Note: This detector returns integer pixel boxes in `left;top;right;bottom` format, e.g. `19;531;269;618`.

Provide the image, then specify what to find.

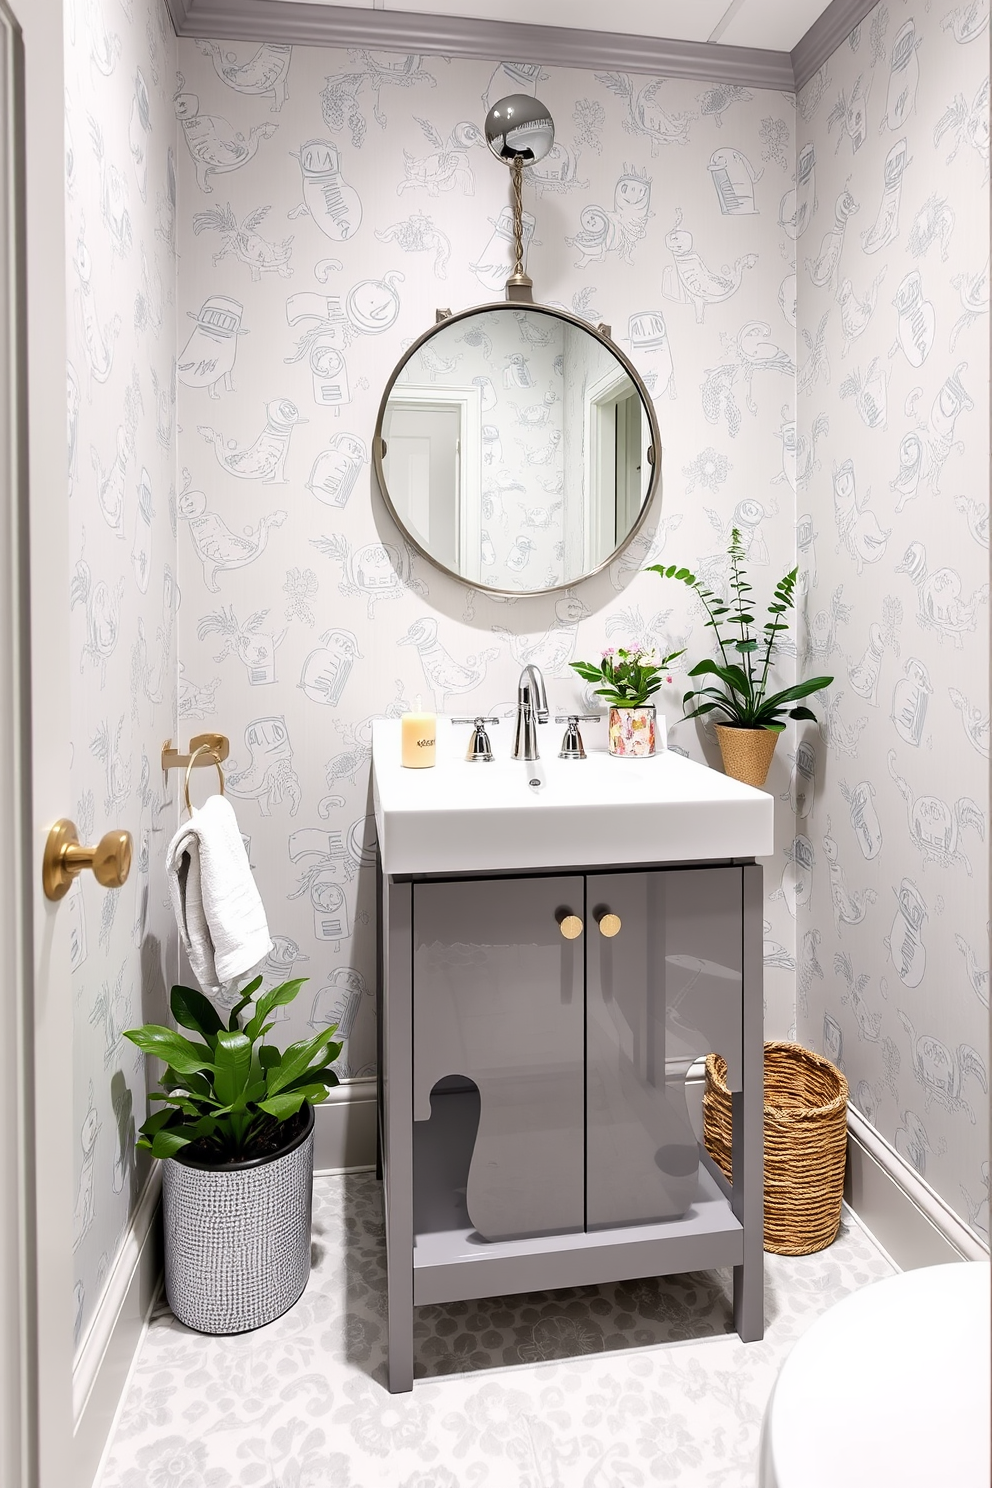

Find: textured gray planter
162;1104;315;1334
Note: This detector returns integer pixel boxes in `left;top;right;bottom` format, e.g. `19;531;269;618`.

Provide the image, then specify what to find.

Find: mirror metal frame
372;300;663;597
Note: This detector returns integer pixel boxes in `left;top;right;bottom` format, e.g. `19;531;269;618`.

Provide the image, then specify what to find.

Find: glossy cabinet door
413;874;585;1241
585;867;743;1230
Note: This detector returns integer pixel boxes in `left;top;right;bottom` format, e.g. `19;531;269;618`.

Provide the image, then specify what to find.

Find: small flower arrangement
570;645;684;708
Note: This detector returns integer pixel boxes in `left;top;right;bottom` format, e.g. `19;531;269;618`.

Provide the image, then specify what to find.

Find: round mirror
374;303;661;595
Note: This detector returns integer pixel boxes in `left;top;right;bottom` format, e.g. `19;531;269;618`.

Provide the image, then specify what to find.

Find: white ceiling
268;0;835;53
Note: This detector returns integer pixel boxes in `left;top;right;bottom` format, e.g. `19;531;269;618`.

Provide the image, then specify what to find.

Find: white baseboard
844;1104;989;1270
74;1168;163;1488
314;1076;378;1174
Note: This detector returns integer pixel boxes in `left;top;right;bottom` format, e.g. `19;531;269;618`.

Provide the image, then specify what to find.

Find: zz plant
648;528;832;732
125;977;341;1163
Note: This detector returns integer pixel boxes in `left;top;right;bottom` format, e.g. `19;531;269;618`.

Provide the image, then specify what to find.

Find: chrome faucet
512;664;549;761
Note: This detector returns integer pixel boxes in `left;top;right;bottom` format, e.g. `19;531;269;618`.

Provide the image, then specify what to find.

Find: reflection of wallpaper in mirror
388;309;649;591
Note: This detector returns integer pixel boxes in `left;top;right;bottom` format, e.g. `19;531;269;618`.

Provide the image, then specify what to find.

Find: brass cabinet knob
43;819;132;902
559;914;583;940
598;912;622;938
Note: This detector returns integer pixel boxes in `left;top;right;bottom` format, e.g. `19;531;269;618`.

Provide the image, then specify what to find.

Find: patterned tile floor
98;1173;895;1488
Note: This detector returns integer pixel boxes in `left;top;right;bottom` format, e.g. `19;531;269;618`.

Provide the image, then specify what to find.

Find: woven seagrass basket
703;1040;849;1256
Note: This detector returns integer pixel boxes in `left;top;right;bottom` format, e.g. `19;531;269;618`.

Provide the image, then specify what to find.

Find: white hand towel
166;793;272;994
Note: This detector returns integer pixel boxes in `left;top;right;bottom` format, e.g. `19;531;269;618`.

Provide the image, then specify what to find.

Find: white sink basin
373;717;774;875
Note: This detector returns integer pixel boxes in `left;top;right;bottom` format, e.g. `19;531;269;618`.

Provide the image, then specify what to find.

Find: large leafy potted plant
125;976;341;1335
648;529;832;787
570;644;684;757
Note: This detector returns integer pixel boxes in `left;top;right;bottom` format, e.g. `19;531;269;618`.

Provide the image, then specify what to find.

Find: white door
386;403;463;568
2;1;79;1484
383;385;483;579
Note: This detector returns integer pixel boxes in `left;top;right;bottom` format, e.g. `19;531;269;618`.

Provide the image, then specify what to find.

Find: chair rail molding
164;0;885;92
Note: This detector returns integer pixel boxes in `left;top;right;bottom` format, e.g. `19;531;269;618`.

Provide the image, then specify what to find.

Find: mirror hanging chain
483;95;551;302
507;156;532;296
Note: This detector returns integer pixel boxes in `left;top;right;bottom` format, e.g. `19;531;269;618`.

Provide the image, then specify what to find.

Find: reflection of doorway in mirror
382;385;482;580
584;367;650;573
615;390;645;539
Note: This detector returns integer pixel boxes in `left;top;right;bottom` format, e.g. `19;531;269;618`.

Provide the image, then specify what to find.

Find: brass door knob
559;914;583;940
43;819;132;902
598;912;622;938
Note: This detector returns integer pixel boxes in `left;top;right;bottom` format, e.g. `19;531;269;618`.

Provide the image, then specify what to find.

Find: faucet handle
555;714;601;761
452;716;499;762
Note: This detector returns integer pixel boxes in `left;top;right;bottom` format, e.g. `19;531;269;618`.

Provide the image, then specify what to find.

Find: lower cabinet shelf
412;1090;743;1308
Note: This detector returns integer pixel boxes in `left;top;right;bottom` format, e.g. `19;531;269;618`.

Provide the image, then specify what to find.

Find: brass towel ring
184;743;225;815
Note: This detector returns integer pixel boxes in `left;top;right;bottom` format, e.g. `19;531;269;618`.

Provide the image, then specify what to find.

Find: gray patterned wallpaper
68;0;988;1359
67;0;179;1348
173;43;801;1086
797;2;989;1241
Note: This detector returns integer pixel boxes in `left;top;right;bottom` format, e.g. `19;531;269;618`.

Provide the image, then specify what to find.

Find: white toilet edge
758;1262;990;1488
757;1375;780;1488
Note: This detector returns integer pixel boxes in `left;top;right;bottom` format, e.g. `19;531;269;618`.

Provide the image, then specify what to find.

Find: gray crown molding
166;0;795;90
164;0;878;99
164;0;192;26
791;0;881;91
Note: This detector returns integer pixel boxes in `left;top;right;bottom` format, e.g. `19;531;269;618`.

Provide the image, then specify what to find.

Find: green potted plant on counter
648;528;832;787
571;643;684;757
125;976;340;1335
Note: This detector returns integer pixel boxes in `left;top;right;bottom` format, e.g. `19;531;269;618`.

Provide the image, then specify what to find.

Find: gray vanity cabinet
412;874;585;1242
413;867;745;1242
378;856;765;1393
585;867;743;1230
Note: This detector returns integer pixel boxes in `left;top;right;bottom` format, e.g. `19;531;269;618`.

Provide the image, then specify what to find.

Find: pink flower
601;647;617;658
666;675;673;684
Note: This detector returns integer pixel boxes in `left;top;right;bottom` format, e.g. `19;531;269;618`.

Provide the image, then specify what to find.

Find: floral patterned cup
608;705;656;757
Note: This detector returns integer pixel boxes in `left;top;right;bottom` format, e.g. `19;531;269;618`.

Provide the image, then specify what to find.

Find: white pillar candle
401;699;436;768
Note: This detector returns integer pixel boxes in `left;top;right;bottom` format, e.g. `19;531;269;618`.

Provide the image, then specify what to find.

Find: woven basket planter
163;1103;315;1334
714;725;779;788
703;1041;849;1256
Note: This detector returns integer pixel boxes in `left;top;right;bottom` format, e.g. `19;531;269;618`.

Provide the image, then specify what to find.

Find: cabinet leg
383;875;415;1391
384;1157;414;1390
386;1293;414;1393
731;1090;764;1340
733;864;765;1342
732;1257;763;1342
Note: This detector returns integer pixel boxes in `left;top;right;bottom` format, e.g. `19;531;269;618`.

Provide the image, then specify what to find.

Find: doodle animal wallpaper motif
67;0;988;1360
67;0;179;1349
797;2;989;1240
